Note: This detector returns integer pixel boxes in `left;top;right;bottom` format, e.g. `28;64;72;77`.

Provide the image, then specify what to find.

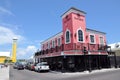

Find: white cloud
0;26;38;59
0;6;14;16
0;26;24;45
17;45;37;59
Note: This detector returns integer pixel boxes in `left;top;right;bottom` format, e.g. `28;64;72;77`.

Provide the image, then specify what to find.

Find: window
66;30;70;43
42;44;44;50
48;42;50;49
90;35;95;43
78;30;83;42
100;37;104;45
52;40;55;48
58;38;61;46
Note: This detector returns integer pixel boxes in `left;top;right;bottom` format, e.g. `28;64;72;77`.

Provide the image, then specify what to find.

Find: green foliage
4;59;12;63
17;59;26;62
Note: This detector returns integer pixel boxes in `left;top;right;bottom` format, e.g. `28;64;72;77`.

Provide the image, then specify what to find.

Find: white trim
52;40;55;48
99;52;101;55
48;42;50;49
61;52;64;55
86;28;106;35
88;51;91;54
57;37;61;46
99;35;105;45
89;34;96;44
77;28;84;43
41;44;44;50
65;29;71;44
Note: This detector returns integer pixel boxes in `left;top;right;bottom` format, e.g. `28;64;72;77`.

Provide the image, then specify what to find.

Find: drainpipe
87;44;92;72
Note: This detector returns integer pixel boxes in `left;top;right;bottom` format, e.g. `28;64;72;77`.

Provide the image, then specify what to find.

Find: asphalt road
10;66;120;80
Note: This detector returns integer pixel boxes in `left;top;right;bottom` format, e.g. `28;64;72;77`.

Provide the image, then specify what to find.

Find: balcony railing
35;43;107;56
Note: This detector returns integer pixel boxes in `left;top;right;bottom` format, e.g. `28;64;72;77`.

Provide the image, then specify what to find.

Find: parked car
13;62;24;70
34;62;49;72
24;62;30;69
13;62;19;69
30;63;35;71
21;62;27;68
25;62;35;71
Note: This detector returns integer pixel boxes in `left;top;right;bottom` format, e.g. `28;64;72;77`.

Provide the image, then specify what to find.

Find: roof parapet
61;7;86;19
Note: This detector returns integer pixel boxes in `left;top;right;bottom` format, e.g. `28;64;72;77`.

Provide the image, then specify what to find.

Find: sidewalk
0;65;9;80
49;68;120;79
61;68;120;76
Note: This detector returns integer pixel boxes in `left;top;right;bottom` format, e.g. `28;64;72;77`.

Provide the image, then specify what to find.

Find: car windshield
18;62;23;65
37;63;48;66
21;62;26;65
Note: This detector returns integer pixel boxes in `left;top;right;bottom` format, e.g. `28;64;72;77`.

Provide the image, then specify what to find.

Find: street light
88;55;92;72
86;43;92;72
83;46;92;72
83;46;87;71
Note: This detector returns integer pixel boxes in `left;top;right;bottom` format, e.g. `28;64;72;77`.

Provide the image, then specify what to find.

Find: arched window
66;30;70;43
78;30;83;41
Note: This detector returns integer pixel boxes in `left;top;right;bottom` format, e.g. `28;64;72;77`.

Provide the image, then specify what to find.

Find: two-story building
35;7;110;72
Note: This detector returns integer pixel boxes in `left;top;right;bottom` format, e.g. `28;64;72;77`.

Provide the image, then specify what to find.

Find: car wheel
38;68;40;73
47;70;50;72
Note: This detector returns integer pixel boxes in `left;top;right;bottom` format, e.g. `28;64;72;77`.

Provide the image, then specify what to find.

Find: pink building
35;7;110;72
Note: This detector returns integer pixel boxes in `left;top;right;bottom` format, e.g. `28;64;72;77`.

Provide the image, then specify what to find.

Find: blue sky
0;0;120;59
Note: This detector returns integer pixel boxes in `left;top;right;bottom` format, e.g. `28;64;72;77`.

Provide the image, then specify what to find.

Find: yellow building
0;38;17;64
0;52;10;64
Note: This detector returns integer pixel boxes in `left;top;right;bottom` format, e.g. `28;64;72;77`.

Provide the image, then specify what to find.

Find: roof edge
41;31;63;44
61;7;86;18
86;28;106;34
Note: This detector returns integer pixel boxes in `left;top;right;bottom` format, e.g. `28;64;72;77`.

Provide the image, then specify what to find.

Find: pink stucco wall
41;8;107;55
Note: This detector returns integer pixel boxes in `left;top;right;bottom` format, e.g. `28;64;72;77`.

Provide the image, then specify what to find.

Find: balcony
35;43;107;57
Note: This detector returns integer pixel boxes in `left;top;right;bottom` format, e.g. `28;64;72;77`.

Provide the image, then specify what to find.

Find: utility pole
83;46;87;71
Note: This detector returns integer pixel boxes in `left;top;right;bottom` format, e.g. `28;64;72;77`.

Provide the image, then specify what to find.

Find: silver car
35;62;49;72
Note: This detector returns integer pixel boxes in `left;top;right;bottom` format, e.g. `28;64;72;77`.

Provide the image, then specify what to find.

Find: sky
0;0;120;59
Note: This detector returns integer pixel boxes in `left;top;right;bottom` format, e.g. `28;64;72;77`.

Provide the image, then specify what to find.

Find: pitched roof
41;31;63;44
86;28;106;34
61;7;86;18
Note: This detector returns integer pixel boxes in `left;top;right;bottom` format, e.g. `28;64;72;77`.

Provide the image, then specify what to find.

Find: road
10;66;120;80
